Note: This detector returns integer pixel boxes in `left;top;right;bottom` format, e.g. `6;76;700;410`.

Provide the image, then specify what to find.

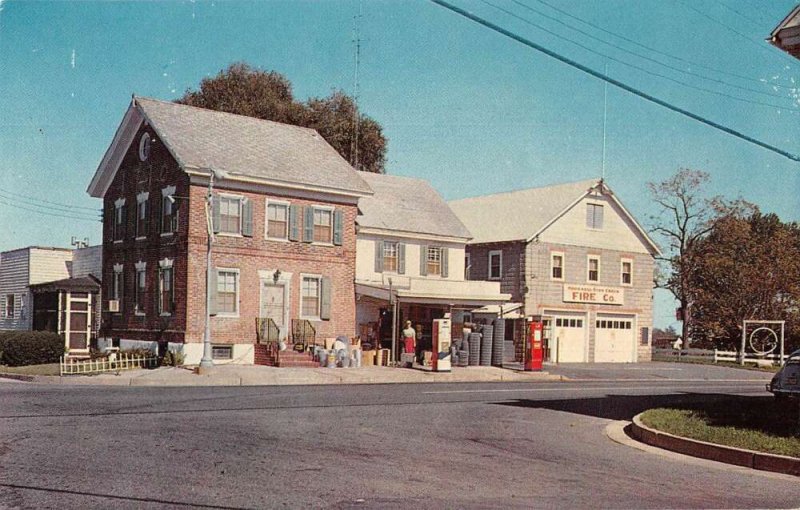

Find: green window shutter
241;198;253;237
333;209;343;246
212;195;221;234
374;240;384;273
289;205;300;241
303;207;314;243
398;243;406;275
320;277;332;320
208;268;218;316
419;245;428;276
441;247;449;278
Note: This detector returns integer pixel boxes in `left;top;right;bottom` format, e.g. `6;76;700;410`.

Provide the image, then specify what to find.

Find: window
588;256;600;282
135;264;147;315
301;276;321;318
641;327;650;346
212;345;233;360
158;260;174;315
551;252;564;280
312;208;333;243
113;198;125;242
266;202;289;240
216;270;239;315
383;242;399;272
555;317;583;328
427;247;442;276
4;294;14;318
112;265;123;312
219;196;242;234
136;192;149;238
161;186;177;235
465;253;471;279
488;250;502;280
586;203;604;229
621;259;632;286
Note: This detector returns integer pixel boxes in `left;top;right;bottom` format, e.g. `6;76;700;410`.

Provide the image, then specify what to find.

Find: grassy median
0;363;60;376
640;399;800;458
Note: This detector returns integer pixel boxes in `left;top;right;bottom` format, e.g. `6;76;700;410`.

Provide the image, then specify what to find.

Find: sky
0;0;798;330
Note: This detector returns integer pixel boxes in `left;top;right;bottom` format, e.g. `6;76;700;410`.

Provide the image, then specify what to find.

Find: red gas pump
525;320;544;371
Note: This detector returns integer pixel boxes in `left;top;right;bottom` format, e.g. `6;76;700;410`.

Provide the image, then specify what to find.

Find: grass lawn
640;398;800;458
0;363;60;376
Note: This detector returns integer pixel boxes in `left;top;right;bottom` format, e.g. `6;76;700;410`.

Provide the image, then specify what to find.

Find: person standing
402;320;416;367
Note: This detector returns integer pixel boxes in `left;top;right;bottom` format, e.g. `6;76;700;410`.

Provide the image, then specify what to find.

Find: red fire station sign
562;284;624;306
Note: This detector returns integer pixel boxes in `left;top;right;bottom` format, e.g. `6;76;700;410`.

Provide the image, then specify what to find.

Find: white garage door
552;315;586;363
595;317;634;363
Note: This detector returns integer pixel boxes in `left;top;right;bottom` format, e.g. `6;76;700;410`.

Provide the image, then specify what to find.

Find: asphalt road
0;365;797;509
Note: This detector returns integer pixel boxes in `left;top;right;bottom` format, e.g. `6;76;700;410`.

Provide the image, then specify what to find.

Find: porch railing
255;317;281;344
291;319;316;352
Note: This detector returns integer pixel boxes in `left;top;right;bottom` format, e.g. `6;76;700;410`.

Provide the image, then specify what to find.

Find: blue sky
0;0;798;329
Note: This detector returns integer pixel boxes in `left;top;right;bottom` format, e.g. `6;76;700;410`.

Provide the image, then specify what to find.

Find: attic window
139;133;151;162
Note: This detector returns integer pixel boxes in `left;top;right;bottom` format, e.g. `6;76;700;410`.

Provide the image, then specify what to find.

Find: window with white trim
212;345;233;360
301;276;321;318
383;242;399;273
112;265;123;312
136;192;149;238
135;263;147;315
158;259;174;315
219;196;242;234
621;258;633;286
488;250;502;280
161;186;177;234
586;203;604;229
4;294;15;319
427;247;442;276
216;270;239;315
113;198;125;241
266;202;289;240
312;208;333;243
551;252;564;280
587;256;600;283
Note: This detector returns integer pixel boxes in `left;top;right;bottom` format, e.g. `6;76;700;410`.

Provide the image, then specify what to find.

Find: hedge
0;331;65;367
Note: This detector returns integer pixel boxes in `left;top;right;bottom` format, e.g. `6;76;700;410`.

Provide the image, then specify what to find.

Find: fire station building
449;179;660;363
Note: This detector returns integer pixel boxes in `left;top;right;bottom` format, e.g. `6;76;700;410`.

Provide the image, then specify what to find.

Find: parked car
767;349;800;400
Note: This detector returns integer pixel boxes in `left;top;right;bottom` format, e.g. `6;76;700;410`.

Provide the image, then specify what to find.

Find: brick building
449;179;660;363
87;97;372;364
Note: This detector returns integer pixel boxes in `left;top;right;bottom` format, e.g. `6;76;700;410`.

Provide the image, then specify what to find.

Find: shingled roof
448;179;601;244
88;96;372;198
356;173;472;240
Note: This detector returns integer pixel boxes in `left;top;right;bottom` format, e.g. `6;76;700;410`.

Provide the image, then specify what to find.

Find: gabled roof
87;96;373;198
769;4;800;57
448;178;660;255
448;179;599;244
356;173;472;240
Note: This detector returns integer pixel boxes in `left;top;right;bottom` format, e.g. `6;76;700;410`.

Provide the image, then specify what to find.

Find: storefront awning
356;280;511;308
29;275;101;294
471;302;524;318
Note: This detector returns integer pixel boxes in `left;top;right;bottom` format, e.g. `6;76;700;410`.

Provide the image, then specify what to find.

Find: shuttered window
383;242;398;272
301;276;320;318
266;202;289;240
586;203;604;229
312;208;333;243
219;197;242;234
427;247;442;276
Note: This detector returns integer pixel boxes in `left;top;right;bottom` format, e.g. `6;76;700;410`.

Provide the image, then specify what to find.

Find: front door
260;282;286;339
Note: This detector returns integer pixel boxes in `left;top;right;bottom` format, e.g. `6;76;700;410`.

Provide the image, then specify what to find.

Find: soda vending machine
524;320;544;371
432;316;452;372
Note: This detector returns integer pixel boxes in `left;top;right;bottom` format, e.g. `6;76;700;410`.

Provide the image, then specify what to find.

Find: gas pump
432;316;452;372
524;320;544;371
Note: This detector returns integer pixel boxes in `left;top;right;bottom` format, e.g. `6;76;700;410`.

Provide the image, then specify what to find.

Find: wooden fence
652;348;788;365
60;352;158;376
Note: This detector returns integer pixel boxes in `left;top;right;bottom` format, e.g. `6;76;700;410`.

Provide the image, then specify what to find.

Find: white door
260;282;287;339
595;316;634;362
552;315;586;362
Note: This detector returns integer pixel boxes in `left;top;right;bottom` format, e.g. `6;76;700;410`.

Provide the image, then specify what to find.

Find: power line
527;0;796;91
0;197;101;223
507;0;796;102
0;186;100;212
712;0;769;28
0;190;100;221
480;0;797;112
429;0;800;163
678;0;800;71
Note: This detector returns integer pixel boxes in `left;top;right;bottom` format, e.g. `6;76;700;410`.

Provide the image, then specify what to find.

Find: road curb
630;412;800;477
0;372;36;382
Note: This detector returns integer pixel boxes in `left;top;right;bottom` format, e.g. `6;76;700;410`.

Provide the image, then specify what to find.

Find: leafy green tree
177;62;387;173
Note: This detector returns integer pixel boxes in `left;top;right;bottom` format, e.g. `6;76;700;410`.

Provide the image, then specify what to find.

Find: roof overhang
768;5;800;57
87;100;143;198
356;226;470;244
355;282;511;307
29;276;100;294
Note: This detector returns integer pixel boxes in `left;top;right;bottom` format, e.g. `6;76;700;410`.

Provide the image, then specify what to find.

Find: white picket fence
60;352;158;376
652;348;788;365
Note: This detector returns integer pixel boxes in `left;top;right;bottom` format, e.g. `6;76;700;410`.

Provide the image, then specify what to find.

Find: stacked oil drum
468;331;482;366
480;324;493;366
492;318;505;367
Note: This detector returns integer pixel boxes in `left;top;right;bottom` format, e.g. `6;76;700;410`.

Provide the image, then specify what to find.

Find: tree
688;211;800;350
177;62;387;173
647;169;754;346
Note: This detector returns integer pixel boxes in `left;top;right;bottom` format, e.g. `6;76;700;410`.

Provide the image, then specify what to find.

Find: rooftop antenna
601;62;609;184
351;0;363;171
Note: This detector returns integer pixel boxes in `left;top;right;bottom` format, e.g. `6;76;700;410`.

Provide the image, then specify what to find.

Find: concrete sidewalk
15;365;562;387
